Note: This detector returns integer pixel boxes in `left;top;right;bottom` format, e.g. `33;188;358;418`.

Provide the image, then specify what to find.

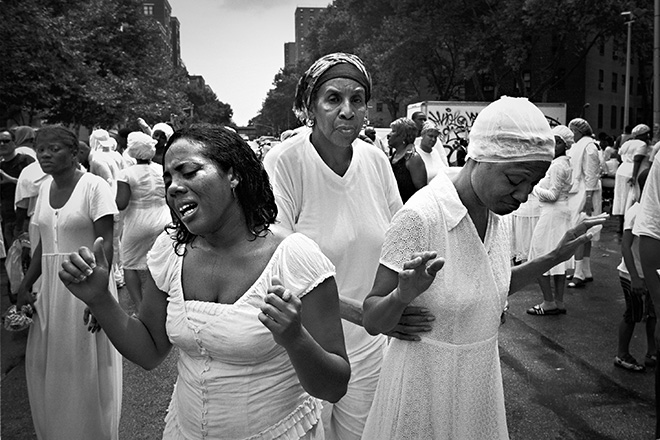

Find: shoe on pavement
614;355;646;372
645;354;657;368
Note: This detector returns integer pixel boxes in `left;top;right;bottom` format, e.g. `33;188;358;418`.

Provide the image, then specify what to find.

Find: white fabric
27;173;121;440
117;163;170;269
15;145;37;159
528;156;574;275
613;139;651;215
264;133;402;439
362;172;511;440
90;149;123;197
467;96;554;163
148;232;333;440
633;159;660;241
509;194;540;262
567;136;602;238
617;202;644;277
414;138;448;183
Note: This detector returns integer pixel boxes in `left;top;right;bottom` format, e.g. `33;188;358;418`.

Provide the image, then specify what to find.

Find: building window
598;70;604;90
610;106;617;130
143;3;154;15
599;39;605;56
376;102;383;112
612;73;618;93
523;70;531;94
598;104;603;129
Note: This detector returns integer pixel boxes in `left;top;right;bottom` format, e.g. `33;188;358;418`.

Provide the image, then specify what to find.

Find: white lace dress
361;172;512;440
148;232;335;440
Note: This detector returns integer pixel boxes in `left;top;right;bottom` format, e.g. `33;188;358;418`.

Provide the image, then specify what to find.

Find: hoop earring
305;118;315;128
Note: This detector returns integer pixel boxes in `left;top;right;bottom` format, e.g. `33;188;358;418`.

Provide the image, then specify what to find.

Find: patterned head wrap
152;123;174;140
632;123;650;137
293;52;372;123
568;118;593;137
552;125;574;147
126;132;157;160
467;96;555;163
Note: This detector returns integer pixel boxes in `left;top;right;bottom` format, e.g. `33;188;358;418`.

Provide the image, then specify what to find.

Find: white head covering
568;118;593;137
126;132;157;160
89;129;115;151
632;124;650;137
421;121;440;136
552;125;575;147
152;123;174;140
467;96;554;163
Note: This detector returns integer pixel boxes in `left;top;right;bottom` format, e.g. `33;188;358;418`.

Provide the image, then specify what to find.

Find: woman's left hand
553;214;608;261
259;276;303;347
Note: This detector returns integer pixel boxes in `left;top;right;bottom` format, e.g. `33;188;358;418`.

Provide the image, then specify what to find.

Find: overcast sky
168;0;331;126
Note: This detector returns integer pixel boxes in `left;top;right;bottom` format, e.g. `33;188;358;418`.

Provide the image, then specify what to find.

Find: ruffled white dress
148;232;335;440
117;163;170;269
362;172;511;440
27;173;122;440
528;155;574;275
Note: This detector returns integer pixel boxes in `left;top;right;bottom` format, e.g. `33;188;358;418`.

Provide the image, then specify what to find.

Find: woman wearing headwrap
566;118;603;288
361;97;605;439
264;52;408;440
115;132;170;307
387;117;427;202
612;123;652;221
151;122;174;165
14;126;37;158
526;125;575;315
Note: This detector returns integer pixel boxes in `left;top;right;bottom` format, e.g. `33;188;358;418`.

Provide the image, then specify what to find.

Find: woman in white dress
115;132;170;307
59;125;351;440
361;97;606;440
613;124;652;218
526;125;575;315
16;125;122;439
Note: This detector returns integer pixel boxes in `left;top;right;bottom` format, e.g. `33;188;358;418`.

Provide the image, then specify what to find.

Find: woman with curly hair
59;125;350;439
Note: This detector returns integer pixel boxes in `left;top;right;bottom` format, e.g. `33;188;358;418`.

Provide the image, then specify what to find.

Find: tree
251;68;301;137
0;0;194;129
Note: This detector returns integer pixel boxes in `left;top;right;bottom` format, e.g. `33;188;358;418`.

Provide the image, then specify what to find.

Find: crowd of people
1;51;659;440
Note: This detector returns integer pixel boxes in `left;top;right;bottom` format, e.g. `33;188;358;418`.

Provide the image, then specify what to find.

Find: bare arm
260;277;350;403
621;229;644;289
59;237;171;369
17;240;42;308
115;181;131;211
407;154;428;190
510;216;607;294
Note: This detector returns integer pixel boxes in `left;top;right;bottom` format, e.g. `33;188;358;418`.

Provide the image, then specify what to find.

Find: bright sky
168;0;331;126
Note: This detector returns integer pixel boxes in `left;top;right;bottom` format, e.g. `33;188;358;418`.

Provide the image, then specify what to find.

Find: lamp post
622;11;634;128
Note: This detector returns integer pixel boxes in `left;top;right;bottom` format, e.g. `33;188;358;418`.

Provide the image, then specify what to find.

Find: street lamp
622;11;635;128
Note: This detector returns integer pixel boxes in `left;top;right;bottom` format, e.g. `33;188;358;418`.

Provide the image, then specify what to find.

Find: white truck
407;100;567;166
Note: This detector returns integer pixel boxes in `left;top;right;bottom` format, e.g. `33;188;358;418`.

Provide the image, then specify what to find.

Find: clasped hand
259;276;304;348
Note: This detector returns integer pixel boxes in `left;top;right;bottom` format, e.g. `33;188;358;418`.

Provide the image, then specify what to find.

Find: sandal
645;354;657;368
568;278;586;288
614;354;646;372
526;304;566;316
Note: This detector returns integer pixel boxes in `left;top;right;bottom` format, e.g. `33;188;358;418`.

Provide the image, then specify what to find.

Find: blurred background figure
388;117;427;203
415;121;448;183
115;132;170;308
151;122;174;165
13;126;37;159
364;126;388;155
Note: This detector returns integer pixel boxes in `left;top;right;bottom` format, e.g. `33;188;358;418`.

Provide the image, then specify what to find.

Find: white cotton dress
528;155;574;275
148;232;335;440
612;139;651;215
26;173;122;440
117;163;170;269
361;172;512;440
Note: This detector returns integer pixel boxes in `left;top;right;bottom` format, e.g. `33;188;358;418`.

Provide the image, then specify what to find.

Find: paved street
1;216;657;439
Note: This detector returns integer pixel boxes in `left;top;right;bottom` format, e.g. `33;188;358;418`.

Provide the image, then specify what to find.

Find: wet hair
390;117;418;145
163;124;278;254
34;125;79;152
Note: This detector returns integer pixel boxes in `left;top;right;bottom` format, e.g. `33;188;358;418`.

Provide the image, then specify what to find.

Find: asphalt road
1;215;657;439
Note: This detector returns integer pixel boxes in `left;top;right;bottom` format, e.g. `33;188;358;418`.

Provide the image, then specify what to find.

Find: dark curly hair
163;124;278;255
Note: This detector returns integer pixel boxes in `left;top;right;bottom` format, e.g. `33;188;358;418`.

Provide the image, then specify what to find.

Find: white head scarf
89;129;115;151
126;132;157;160
467;96;554;163
151;123;174;140
552;125;575;147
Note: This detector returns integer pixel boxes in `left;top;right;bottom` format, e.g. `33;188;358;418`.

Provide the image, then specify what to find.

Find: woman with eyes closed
264;53;428;440
59;125;350;440
361;97;606;440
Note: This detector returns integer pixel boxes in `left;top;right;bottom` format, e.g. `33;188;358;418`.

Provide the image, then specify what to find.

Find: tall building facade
283;7;324;69
142;0;182;68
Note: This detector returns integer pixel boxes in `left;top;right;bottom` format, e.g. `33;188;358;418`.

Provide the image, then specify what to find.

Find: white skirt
528;200;575;276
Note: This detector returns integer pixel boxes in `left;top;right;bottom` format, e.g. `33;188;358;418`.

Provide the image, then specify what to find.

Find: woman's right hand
393;251;445;305
16;286;36;309
59;237;111;306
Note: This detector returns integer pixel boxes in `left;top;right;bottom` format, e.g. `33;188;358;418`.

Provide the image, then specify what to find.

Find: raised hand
394;251;445;305
553;214;608;262
259;276;303;347
59;237;111;306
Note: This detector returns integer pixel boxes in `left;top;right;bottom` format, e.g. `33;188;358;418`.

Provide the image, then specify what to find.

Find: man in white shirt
414;121;449;183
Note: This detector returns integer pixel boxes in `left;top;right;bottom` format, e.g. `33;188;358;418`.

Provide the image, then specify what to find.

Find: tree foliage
1;0;233;129
250;68;301;136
